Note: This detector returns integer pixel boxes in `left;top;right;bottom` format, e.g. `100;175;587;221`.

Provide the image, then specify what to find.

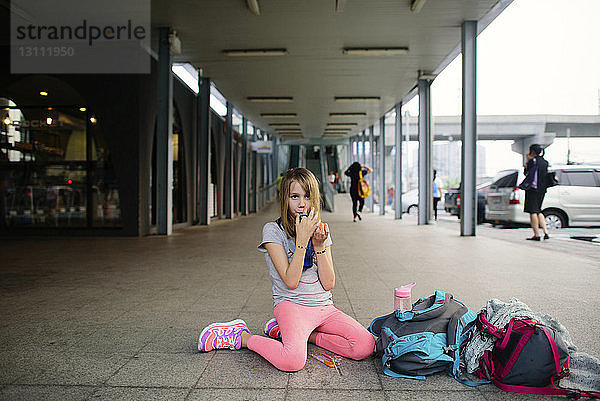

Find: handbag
546;171;559;188
518;161;538;191
358;170;370;199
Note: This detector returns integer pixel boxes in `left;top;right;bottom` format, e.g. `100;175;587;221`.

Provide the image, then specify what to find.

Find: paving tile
384;389;486;400
195;351;289;389
287;347;381;390
13;351;129;386
139;328;199;354
73;327;164;354
0;385;95;401
89;386;188;400
187;388;285;401
105;353;209;388
286;389;386;401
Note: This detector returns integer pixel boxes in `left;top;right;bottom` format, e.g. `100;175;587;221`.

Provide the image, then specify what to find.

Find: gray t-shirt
257;221;333;307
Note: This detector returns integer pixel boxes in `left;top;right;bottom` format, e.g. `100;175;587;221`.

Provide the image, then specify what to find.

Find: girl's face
288;180;311;217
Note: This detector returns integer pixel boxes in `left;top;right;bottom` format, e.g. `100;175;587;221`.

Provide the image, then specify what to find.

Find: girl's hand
295;207;319;247
312;220;329;249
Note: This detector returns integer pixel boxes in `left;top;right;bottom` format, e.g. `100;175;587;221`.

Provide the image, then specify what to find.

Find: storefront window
0;98;121;228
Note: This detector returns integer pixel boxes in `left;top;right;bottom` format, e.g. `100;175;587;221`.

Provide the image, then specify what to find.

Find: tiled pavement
1;194;599;400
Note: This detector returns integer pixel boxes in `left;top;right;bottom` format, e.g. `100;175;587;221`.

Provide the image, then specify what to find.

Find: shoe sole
198;319;247;352
263;318;280;339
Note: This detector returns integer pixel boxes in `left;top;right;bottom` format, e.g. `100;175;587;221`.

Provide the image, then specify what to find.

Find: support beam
379;116;385;215
368;126;375;212
157;27;173;235
252;126;258;213
224;102;233;218
241;117;248;215
394;103;403;219
418;79;432;225
460;20;477;236
198;77;211;225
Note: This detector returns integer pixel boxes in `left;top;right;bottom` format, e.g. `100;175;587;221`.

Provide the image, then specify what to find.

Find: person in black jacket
523;144;550;241
344;162;372;222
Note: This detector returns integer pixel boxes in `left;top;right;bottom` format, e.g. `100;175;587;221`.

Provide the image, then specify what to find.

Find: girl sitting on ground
198;167;375;372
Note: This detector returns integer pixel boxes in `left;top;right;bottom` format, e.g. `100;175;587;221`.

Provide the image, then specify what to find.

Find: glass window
492;171;518;188
1;104;88;227
563;171;597;187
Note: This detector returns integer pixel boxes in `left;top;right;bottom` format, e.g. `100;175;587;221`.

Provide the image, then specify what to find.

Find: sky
403;0;600;176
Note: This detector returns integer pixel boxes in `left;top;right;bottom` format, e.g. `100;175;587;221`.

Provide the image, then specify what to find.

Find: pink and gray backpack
476;313;600;399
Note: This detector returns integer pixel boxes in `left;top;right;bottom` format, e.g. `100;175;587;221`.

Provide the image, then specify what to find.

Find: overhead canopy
152;0;512;141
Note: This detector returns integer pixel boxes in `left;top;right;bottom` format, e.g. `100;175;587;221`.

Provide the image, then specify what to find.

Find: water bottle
299;214;314;270
394;282;416;311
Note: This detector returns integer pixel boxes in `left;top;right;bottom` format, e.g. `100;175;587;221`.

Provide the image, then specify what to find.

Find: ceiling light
329;112;366;117
224;49;287;57
327;123;357;126
343;47;408;56
278;132;303;135
324;128;351;132
275;128;301;131
79;107;86;112
39;91;48;96
248;97;293;103
261;113;297;118
410;0;426;13
322;133;347;136
269;123;299;126
334;97;380;102
246;0;260;15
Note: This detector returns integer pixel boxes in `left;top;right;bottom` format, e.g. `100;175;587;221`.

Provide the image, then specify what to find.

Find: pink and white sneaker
198;319;250;352
263;317;281;339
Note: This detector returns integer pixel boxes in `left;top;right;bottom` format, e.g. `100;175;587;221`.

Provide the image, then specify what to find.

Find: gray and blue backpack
369;290;480;385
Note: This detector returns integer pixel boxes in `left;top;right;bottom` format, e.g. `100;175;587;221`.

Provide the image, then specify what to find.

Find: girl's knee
278;352;306;372
350;332;376;360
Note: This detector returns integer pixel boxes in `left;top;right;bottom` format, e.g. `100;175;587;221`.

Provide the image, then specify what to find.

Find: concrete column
394;103;403;220
241;117;248;215
156;27;173;235
224;102;233;219
368;126;375;212
418;78;432;225
198;77;211;225
460;20;477;236
379;116;385;215
252;126;258;213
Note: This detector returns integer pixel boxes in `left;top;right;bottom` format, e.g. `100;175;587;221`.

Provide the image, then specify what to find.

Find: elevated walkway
1;194;598;400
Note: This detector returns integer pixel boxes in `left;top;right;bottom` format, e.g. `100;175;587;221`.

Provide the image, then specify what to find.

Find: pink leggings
247;301;375;372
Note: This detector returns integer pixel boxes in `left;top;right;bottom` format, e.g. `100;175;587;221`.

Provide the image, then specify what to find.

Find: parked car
444;182;492;224
485;165;600;228
400;188;445;215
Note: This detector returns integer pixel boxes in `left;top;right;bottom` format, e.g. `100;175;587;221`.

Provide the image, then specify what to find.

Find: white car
400;188;445;215
485;165;600;229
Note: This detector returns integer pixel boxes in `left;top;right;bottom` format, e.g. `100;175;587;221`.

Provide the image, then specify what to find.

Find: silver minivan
485;165;600;229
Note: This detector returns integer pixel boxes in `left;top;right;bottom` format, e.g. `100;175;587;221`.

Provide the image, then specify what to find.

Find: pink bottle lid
394;282;416;297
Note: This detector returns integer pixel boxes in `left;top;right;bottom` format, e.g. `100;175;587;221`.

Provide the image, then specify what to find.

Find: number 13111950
18;46;75;57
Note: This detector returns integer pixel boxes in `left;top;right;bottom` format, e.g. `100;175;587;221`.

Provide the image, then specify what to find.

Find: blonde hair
277;168;322;238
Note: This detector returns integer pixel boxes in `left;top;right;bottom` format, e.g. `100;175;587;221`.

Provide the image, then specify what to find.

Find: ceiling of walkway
152;0;510;142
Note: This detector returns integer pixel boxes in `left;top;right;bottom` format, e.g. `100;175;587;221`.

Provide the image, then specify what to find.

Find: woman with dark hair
344;162;372;222
523;144;550;241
